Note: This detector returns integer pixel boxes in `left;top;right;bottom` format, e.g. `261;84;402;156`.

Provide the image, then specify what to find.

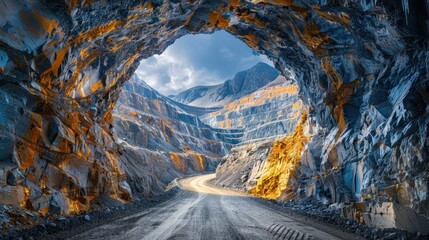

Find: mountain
171;62;279;108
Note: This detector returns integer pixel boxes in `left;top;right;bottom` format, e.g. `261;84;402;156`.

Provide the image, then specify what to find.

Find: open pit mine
0;0;428;239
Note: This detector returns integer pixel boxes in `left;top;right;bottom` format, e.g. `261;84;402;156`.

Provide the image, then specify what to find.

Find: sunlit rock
249;110;310;200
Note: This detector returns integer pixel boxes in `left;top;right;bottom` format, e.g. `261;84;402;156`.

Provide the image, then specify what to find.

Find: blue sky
135;30;273;95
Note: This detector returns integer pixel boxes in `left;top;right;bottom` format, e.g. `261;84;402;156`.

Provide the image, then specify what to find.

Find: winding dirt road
67;174;362;240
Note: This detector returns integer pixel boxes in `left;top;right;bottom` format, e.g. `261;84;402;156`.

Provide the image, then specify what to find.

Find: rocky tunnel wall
0;0;428;227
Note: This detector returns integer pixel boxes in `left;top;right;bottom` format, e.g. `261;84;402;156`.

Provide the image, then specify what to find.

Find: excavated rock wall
0;0;428;232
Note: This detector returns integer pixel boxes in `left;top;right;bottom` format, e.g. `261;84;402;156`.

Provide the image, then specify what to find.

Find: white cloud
136;52;221;95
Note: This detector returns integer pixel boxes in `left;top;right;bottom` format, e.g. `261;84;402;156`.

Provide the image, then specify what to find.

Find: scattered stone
0;214;10;223
384;232;397;239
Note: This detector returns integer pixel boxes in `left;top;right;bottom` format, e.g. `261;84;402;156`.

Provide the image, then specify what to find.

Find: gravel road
63;174;362;240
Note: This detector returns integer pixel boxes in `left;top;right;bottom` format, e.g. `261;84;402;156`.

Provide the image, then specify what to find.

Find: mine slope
61;174;363;240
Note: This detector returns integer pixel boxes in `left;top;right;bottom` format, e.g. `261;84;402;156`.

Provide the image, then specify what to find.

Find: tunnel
0;0;428;233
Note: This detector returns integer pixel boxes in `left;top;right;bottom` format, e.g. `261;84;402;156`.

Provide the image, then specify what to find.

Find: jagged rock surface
0;0;428;234
215;140;273;192
171;62;279;107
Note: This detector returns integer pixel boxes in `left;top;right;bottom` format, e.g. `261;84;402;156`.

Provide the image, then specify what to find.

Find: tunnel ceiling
0;0;428;223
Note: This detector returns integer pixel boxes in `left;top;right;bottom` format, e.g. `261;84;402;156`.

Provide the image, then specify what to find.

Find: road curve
177;173;248;197
67;174;362;240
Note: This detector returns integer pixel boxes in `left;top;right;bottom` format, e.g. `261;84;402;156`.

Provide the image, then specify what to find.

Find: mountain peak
254;62;272;68
171;62;279;108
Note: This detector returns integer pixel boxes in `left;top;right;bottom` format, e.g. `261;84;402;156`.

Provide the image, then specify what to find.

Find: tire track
267;224;316;240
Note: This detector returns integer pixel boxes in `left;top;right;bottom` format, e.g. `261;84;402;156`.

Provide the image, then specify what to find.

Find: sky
135;30;273;95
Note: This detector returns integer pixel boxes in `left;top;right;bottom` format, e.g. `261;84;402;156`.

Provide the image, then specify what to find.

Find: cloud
135;30;273;95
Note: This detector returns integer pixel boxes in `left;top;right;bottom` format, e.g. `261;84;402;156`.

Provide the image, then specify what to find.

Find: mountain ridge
171;62;279;108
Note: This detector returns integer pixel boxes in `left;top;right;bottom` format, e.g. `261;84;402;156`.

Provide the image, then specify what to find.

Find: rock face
0;0;428;234
215;140;273;192
171;62;279;107
214;109;312;198
249;110;310;200
113;75;241;196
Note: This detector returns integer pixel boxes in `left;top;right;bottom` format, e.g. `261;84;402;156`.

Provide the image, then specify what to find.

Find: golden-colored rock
250;110;310;200
129;111;138;117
